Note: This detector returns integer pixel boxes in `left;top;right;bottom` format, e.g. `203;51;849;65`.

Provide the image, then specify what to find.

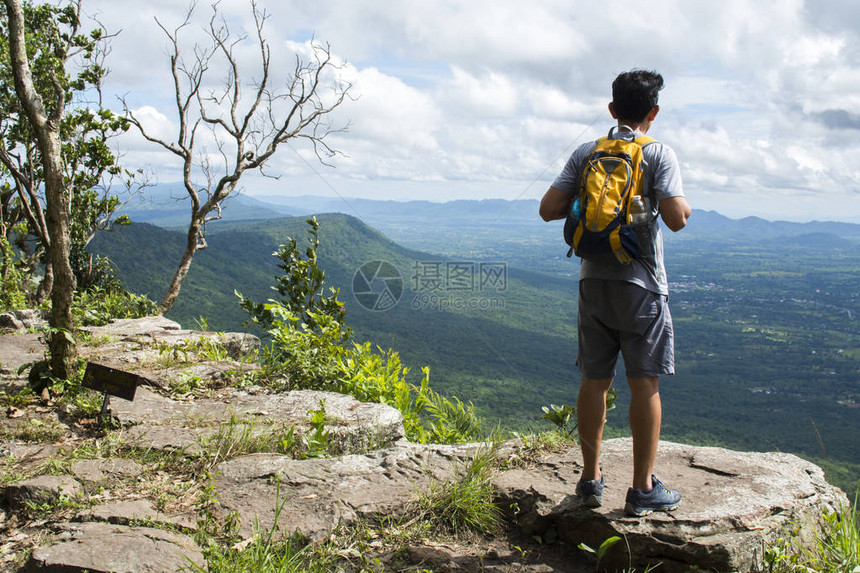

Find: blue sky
89;0;860;222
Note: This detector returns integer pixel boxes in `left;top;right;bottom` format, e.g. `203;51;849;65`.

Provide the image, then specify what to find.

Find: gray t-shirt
551;127;684;295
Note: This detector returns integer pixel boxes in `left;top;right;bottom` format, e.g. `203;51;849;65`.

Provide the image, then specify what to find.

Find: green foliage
303;401;331;459
238;217;349;342
541;389;617;440
415;442;503;535
420;388;483;445
764;501;859;573
0;235;30;311
195;407;336;471
0;0;140;305
541;404;575;438
21;493;89;520
335;342;481;444
257;304;347;390
241;217;483;445
0;387;34;409
0;417;65;442
578;536;621;571
72;286;158;326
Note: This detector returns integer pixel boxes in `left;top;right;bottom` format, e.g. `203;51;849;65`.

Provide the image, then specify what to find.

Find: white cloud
79;0;860;221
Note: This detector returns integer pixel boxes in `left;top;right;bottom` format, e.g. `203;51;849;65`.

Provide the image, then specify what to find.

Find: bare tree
124;1;351;313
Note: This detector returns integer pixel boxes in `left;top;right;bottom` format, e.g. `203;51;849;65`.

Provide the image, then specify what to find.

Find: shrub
240;219;483;445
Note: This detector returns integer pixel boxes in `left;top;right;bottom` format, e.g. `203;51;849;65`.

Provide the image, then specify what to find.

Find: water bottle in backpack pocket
564;129;656;264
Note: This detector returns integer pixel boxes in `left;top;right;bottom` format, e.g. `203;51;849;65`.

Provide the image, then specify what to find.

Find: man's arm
658;196;691;232
540;186;571;221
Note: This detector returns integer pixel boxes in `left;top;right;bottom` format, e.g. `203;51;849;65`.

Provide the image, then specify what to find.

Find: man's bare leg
577;376;614;481
628;376;661;491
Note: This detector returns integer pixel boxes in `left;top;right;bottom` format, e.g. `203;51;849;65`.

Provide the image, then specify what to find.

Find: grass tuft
415;442;503;536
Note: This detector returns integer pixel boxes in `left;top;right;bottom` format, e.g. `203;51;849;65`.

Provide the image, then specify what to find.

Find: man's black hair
612;70;664;123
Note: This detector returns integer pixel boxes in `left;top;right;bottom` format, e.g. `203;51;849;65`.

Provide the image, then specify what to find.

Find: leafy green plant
0;234;30;311
21;493;89;520
578;536;621;571
421;389;483;445
72;287;158;327
304;401;330;459
4;418;66;442
0;387;34;409
239;217;483;445
764;499;859;573
238;217;350;342
541;404;575;438
541;388;618;440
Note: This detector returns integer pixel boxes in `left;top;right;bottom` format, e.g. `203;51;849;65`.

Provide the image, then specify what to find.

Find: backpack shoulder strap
633;135;657;147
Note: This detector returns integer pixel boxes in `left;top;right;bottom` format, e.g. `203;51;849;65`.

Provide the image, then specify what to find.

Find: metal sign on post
82;363;146;426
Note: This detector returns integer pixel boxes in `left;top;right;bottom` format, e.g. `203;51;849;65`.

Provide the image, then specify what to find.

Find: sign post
81;363;146;426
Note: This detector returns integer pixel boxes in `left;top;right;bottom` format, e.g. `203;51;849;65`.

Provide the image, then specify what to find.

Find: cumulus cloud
85;0;860;220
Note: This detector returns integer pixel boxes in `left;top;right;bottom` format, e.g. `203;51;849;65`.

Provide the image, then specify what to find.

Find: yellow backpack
564;128;656;263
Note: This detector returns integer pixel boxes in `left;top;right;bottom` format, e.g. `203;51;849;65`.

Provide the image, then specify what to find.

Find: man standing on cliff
539;69;691;516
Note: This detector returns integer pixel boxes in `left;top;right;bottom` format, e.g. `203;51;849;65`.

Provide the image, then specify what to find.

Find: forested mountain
94;199;860;493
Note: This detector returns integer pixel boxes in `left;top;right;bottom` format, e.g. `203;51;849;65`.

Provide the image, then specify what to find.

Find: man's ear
608;102;618;119
648;105;660;121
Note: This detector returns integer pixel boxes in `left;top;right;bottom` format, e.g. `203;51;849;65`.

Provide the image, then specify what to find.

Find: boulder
21;522;204;573
0;309;46;331
493;438;849;573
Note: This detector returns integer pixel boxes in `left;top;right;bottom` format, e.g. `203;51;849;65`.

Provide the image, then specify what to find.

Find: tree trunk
4;0;76;378
43;132;76;378
158;218;201;314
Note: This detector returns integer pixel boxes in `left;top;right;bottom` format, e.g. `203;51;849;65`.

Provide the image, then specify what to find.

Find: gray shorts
576;279;675;379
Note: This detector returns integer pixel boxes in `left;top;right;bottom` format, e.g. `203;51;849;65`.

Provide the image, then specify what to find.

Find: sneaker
624;475;681;516
575;473;604;507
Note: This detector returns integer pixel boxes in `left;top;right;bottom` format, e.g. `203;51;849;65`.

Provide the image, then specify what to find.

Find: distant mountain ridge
119;187;860;247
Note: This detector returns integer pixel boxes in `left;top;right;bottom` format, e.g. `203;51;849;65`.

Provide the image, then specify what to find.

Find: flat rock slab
81;316;182;337
0;332;44;374
82;499;197;531
110;387;405;454
82;316;259;362
70;458;143;482
21;522;204;573
4;475;82;512
1;442;60;464
494;438;849;572
213;442;481;541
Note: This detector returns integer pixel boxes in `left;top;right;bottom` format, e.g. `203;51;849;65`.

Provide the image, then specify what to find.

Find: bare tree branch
126;1;351;313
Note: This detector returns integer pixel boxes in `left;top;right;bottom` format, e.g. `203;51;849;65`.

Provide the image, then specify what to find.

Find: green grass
414;441;503;535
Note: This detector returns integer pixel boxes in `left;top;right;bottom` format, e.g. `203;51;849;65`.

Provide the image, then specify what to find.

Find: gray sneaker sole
624;500;681;517
581;494;602;508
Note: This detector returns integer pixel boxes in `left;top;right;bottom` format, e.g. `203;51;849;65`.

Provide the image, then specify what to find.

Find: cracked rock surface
494;438;848;572
1;317;850;572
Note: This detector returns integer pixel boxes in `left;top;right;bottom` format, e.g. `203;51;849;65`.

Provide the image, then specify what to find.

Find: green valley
91;199;860;494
